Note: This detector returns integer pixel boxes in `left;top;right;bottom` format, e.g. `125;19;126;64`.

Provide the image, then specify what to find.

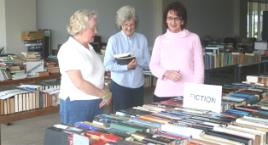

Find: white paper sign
73;133;90;145
183;83;222;113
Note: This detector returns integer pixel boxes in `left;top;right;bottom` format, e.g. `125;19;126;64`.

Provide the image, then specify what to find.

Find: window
247;1;268;39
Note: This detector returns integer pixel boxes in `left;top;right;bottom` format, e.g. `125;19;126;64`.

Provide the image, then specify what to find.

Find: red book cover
84;130;121;143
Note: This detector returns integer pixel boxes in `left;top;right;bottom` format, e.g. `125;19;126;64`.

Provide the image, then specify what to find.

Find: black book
43;127;69;145
131;131;176;145
205;130;252;145
114;53;135;65
121;108;152;116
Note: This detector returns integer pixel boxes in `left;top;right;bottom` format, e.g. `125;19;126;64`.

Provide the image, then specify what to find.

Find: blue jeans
60;98;102;125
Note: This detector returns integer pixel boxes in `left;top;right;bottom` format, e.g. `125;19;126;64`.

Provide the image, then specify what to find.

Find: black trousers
111;80;144;112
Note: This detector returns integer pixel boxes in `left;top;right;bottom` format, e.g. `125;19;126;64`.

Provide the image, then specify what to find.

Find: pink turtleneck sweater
149;29;204;97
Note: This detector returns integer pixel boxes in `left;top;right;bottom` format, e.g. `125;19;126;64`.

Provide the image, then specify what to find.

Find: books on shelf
204;51;262;69
0;88;38;114
0;78;60;115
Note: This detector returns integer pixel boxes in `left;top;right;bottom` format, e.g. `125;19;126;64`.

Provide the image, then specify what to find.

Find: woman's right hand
164;70;182;82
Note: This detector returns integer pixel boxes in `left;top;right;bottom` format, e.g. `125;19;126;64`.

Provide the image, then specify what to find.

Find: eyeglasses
167;16;181;22
122;23;135;28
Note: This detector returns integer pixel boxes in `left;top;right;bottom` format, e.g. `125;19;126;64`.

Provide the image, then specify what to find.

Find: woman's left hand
99;89;112;108
99;99;110;108
163;70;182;82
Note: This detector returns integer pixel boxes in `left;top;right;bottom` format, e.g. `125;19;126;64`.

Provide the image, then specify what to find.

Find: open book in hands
114;53;135;65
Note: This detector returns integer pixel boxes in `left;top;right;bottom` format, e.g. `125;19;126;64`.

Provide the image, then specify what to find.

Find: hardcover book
114;53;135;65
130;131;177;145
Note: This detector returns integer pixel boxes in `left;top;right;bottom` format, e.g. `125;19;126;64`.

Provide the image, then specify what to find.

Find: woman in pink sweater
149;1;204;102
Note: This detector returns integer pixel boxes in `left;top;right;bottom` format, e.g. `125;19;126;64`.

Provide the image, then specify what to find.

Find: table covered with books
44;75;268;145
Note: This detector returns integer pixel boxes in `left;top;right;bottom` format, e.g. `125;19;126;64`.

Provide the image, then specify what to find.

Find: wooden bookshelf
0;73;60;122
0;106;58;124
0;73;60;145
0;73;60;87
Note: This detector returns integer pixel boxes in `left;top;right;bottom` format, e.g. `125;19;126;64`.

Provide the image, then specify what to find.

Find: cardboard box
21;31;44;41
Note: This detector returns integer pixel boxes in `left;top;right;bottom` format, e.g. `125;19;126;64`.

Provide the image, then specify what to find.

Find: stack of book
46;61;59;74
245;75;268;87
221;82;267;111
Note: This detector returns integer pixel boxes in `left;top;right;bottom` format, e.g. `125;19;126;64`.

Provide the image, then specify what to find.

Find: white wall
233;0;241;36
162;0;240;39
1;0;242;53
0;0;6;50
5;0;36;53
151;1;164;49
37;0;163;50
184;0;240;39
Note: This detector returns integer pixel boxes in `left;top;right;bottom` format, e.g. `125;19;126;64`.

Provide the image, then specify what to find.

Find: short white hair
67;9;96;36
116;5;136;28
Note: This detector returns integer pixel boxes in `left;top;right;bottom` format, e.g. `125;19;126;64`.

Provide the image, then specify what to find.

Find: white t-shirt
57;37;105;101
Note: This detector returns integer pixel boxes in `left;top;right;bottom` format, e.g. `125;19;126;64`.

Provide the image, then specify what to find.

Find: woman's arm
193;35;205;83
149;37;166;79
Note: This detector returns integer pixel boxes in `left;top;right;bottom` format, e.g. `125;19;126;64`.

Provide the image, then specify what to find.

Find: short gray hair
116;5;136;28
67;9;96;36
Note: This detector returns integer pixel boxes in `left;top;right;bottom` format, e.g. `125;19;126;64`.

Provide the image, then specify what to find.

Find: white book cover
35;91;40;109
243;116;268;124
18;94;22;112
198;134;244;145
0;89;29;100
23;93;27;111
227;124;265;145
236;118;268;128
213;126;255;141
161;123;203;138
14;94;19;113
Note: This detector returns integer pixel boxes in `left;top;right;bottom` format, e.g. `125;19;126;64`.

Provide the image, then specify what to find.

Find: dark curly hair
163;1;187;30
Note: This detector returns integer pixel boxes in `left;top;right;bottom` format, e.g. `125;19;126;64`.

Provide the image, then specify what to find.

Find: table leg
0;124;2;145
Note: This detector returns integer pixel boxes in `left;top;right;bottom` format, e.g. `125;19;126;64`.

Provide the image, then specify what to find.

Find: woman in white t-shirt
57;9;111;125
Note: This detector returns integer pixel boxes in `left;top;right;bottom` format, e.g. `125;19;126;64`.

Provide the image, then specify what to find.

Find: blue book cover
225;109;250;116
230;92;259;104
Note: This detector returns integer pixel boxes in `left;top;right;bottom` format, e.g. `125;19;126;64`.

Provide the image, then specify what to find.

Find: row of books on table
44;75;268;145
46;101;268;145
44;79;268;145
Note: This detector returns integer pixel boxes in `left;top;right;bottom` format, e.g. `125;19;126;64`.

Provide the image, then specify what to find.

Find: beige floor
1;88;154;145
1;113;60;145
